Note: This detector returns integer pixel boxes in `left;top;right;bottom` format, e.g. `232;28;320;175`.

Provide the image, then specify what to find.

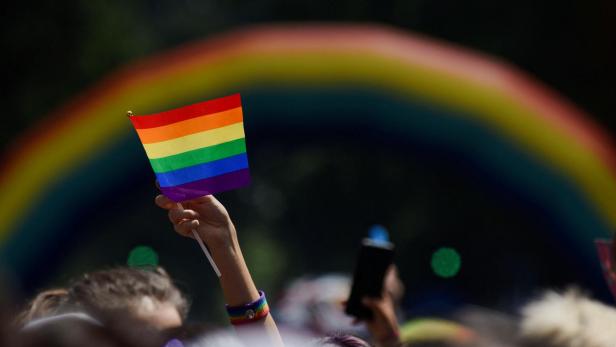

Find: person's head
14;311;164;347
519;289;616;347
317;334;372;347
66;267;189;330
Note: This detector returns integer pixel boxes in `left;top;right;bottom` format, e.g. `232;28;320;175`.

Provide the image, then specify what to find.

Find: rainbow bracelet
226;290;270;325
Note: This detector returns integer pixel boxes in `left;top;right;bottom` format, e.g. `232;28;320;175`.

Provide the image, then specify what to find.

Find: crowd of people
3;193;616;347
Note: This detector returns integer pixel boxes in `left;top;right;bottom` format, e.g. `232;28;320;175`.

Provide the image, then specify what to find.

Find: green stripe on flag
150;138;247;173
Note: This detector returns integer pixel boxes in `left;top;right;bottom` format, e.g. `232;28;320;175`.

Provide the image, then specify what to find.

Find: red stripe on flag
130;94;242;129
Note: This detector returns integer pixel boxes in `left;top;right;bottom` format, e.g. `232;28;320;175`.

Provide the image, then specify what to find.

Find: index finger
155;194;177;210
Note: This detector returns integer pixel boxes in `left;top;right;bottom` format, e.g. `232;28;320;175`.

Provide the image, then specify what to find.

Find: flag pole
127;110;221;278
177;202;222;278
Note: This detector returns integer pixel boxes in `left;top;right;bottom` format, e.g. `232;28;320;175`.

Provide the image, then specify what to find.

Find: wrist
197;223;237;250
226;290;270;325
208;236;242;264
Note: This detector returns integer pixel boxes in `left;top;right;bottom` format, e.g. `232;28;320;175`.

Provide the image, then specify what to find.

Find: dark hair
67;267;189;321
320;334;372;347
15;288;69;326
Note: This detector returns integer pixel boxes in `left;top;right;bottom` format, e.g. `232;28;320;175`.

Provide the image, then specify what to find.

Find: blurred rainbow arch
1;24;615;275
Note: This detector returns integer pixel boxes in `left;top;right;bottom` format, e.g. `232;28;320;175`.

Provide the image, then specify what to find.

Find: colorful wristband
226;290;270;325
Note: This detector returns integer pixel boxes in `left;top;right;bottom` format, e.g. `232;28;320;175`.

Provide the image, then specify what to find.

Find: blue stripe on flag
156;153;249;188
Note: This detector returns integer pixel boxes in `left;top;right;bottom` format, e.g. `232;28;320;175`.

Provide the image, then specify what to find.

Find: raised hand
154;194;237;250
360;266;402;347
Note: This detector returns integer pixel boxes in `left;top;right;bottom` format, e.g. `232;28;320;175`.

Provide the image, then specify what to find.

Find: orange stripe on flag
135;107;243;144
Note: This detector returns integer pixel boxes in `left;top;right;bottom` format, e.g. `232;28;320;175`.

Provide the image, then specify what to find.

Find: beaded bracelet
226;290;270;325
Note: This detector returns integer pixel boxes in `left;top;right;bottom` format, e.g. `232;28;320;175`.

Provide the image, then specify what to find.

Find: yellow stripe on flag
142;122;245;159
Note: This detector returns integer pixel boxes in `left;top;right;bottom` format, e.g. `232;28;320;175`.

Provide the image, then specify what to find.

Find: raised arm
155;194;283;346
356;266;403;347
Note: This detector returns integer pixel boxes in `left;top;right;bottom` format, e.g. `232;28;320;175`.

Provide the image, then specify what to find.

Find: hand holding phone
345;237;395;320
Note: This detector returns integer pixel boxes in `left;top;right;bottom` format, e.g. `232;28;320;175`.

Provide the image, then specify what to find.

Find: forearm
210;237;259;306
209;225;283;346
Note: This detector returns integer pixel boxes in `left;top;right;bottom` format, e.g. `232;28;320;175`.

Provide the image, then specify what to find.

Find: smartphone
345;238;395;320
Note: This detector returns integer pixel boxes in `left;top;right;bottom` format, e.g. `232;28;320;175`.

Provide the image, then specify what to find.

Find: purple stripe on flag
160;168;251;202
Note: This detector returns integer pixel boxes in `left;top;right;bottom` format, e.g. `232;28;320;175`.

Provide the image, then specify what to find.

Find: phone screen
345;238;394;319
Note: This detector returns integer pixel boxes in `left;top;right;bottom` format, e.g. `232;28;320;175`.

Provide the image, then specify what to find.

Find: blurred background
1;0;615;325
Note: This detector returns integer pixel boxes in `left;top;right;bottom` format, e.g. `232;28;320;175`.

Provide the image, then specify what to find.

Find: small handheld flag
128;94;250;202
128;94;250;277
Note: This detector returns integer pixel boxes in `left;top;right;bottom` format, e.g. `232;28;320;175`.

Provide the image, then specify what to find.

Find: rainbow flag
128;94;250;202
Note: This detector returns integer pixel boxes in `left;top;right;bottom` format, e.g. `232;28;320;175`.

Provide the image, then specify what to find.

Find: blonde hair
16;266;189;327
15;288;68;326
67;267;189;321
520;289;616;347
